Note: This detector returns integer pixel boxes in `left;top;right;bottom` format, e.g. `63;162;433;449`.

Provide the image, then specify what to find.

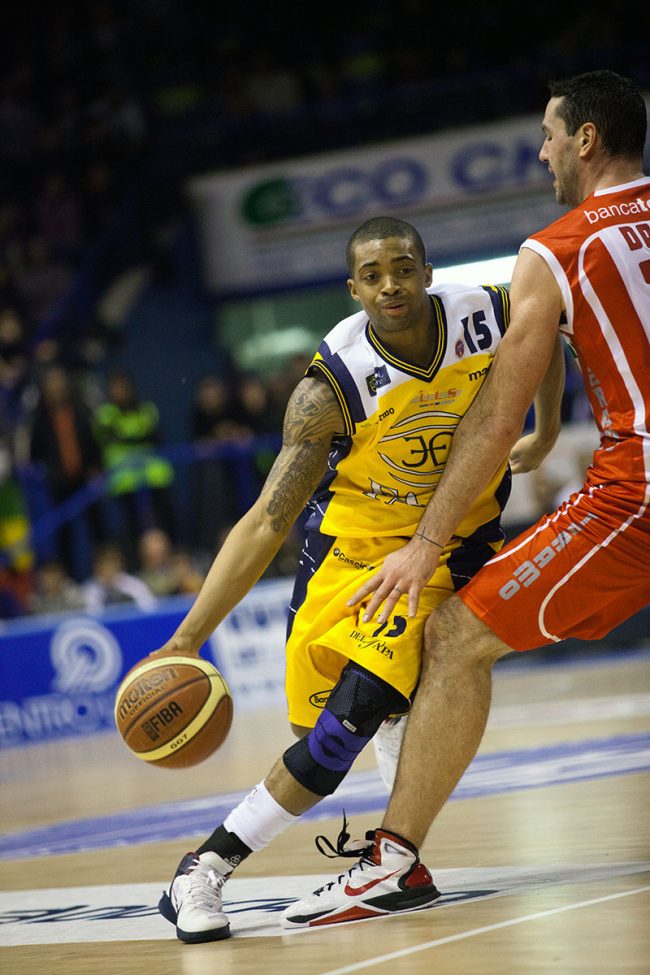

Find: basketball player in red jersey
283;70;650;927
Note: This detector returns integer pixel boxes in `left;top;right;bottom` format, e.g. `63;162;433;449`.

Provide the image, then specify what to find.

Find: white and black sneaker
281;823;440;928
158;851;232;943
373;715;408;790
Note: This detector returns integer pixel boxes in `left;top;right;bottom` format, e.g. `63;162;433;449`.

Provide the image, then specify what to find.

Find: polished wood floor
1;647;649;974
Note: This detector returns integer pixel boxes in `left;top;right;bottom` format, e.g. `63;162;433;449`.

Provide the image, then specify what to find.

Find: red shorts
460;479;650;651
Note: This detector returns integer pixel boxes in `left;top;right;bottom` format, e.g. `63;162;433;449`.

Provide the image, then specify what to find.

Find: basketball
114;655;233;769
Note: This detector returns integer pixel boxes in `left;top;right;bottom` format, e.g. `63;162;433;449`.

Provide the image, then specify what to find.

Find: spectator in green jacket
94;369;176;568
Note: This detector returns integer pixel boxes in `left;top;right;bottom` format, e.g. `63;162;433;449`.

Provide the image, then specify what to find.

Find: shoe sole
282;886;441;928
176;923;231;943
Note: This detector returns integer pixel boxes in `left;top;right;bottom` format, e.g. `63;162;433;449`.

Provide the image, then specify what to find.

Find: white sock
223;781;300;852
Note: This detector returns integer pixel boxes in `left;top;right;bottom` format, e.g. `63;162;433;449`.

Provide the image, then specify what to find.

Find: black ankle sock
197;824;253;868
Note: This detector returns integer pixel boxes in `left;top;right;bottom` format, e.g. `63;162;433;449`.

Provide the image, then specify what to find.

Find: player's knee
423;595;501;668
283;663;408;796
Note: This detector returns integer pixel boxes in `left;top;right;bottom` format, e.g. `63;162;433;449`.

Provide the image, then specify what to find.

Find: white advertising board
188;113;561;295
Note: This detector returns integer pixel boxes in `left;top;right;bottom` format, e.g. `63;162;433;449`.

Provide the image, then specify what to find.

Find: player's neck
373;307;436;369
582;159;646;200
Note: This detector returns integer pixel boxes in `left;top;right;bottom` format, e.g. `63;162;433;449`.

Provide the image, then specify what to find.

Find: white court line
317;884;650;975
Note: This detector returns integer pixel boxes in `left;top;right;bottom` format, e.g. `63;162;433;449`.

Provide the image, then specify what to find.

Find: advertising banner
188;113;560;295
0;579;293;749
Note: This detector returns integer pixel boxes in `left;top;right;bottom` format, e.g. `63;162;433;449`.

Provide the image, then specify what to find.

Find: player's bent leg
283;661;409;797
282;599;509;929
160;662;410;942
383;595;510;846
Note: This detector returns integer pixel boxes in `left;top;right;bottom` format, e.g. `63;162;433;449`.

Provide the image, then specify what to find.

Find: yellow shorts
285;532;501;727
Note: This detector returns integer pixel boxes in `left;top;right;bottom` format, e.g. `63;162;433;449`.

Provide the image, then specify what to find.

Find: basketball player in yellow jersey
155;216;565;943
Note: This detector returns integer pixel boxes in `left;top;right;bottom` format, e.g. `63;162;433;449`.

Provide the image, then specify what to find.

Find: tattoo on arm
262;378;344;533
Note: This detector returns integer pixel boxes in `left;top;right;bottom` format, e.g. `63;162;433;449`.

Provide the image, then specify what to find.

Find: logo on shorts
498;512;598;601
349;629;394;660
333;548;372;571
309;690;331;708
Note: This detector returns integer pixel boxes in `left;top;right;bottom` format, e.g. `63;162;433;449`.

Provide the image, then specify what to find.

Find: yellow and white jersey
305;282;511;543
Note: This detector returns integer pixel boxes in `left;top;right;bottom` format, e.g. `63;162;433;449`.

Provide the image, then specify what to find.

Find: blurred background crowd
0;1;647;619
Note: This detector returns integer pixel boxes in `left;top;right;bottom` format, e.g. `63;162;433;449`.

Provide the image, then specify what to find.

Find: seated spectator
233;372;281;489
82;541;156;614
136;526;178;598
189;374;245;555
28;559;86;615
170;548;206;595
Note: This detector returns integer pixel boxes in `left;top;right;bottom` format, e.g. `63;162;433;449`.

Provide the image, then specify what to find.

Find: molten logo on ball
116;666;180;722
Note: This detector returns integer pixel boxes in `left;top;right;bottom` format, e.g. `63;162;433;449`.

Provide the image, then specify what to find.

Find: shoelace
315;811;374;860
313;813;376;895
185;860;225;906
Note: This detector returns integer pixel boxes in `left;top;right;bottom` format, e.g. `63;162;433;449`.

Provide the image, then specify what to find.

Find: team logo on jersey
309;690;331;708
366;365;391;397
411;388;459;407
370;409;461;494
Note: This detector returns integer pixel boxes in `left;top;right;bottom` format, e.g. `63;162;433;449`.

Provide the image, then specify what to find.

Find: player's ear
578;123;597;156
348;279;361;303
424;263;433;287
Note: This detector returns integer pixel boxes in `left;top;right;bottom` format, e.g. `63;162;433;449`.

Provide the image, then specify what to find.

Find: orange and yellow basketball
114;656;233;769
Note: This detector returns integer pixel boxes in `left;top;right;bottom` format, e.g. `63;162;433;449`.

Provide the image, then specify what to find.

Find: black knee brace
283;662;409;796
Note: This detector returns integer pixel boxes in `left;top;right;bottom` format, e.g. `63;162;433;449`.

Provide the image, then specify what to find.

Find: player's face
347;237;433;335
539;97;582;208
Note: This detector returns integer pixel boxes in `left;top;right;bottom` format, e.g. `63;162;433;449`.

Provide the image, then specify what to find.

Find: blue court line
1;733;648;860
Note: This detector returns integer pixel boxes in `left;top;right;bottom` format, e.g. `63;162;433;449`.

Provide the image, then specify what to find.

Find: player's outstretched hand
347;537;440;624
509;432;555;474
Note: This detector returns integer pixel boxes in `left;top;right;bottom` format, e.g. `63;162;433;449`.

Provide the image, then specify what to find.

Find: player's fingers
347;573;383;607
407;583;423;619
374;586;404;625
361;580;395;622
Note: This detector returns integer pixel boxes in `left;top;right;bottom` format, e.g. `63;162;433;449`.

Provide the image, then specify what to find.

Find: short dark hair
346;217;427;275
548;70;647;159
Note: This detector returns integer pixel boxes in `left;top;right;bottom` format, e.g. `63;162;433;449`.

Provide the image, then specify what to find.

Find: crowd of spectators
0;356;297;618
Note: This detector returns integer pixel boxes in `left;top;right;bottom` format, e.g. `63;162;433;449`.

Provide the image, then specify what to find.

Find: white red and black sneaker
281;827;440;928
158;851;232;943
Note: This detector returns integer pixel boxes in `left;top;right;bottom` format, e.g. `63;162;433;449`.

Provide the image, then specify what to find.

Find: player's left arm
152;376;344;657
509;332;565;474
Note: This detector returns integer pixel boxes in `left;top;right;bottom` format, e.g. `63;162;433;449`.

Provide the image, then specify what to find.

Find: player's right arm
152;375;344;657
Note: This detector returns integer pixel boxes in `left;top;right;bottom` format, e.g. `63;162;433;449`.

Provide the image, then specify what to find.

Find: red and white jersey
522;176;650;485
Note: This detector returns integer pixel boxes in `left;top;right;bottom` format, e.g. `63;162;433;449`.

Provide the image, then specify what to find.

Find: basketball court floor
1;644;649;973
